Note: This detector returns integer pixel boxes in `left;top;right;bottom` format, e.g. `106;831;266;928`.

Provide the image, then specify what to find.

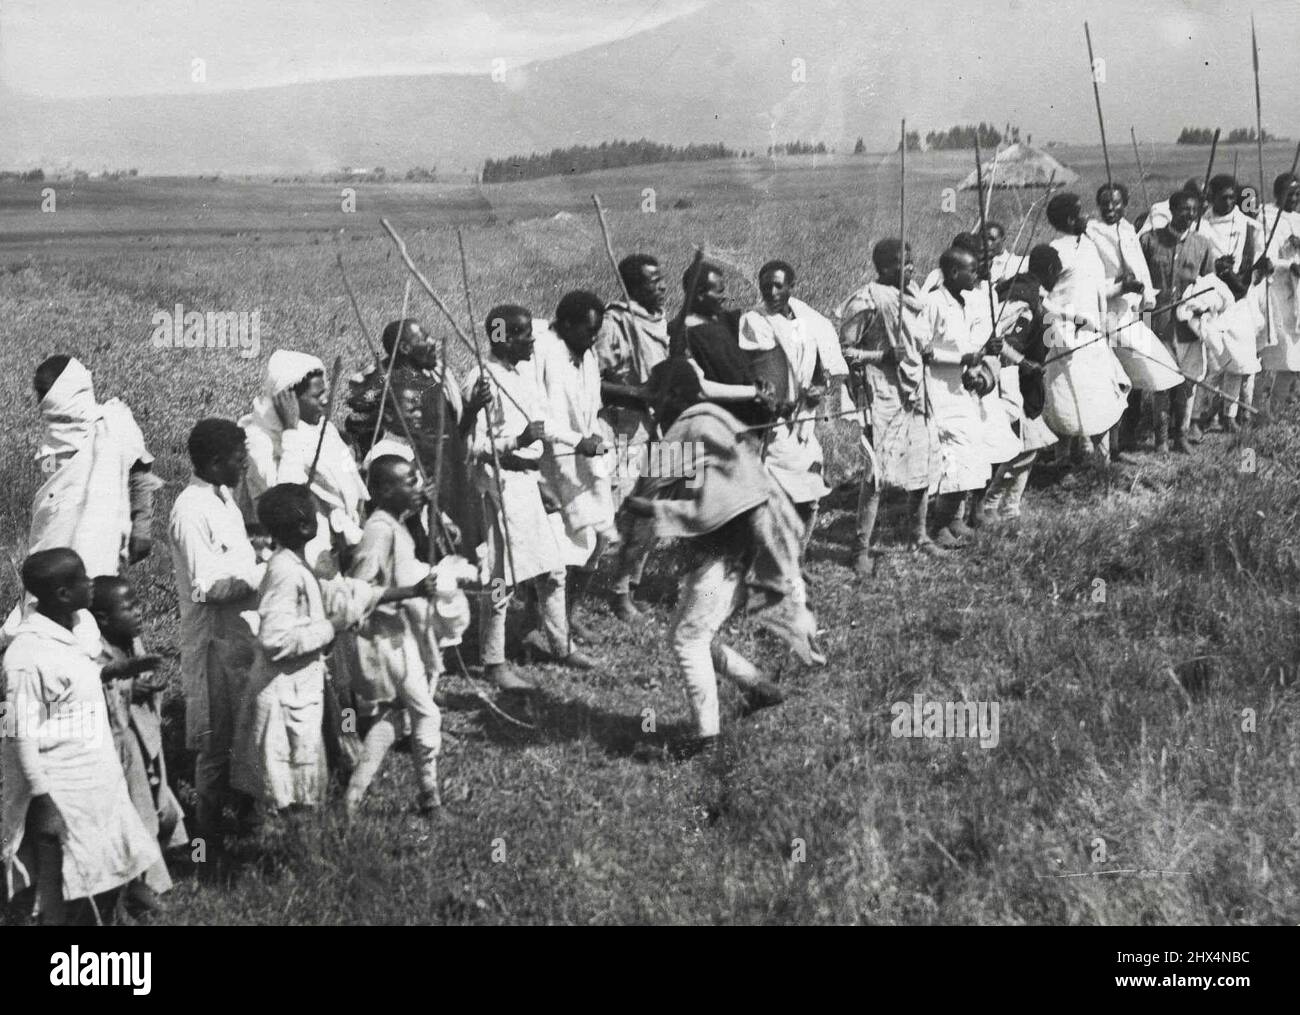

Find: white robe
923;286;993;493
3;611;161;902
462;353;566;584
534;329;616;567
27;359;155;579
239;350;368;577
738;297;848;504
1258;205;1300;370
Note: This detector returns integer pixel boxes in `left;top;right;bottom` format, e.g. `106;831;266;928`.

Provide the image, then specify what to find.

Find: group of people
4;168;1300;924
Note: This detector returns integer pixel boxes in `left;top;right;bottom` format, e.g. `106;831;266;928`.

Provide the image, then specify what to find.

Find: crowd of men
3;168;1299;924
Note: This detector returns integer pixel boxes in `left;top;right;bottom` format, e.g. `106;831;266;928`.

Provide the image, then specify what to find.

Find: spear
1130;127;1152;211
1194;128;1221;232
306;350;345;485
592;192;644;381
455;226;517;586
370;278;412;449
1251;16;1271;341
1084;22;1113;188
972;133;1000;343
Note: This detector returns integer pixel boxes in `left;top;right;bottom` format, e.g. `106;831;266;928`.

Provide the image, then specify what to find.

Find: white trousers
669;557;763;738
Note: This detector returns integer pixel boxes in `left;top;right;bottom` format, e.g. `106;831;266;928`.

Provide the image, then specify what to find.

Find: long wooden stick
455;227;517;586
379;218;529;421
307;350;345;484
972;134;1000;342
1084;22;1113;188
1194;128;1221;232
370;279;411;449
592;193;644;381
1251;16;1272;341
1130;127;1152;211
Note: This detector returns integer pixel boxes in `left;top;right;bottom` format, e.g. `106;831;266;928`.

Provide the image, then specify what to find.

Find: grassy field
1;143;1298;924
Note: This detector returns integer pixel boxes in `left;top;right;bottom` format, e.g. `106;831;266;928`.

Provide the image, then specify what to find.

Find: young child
2;549;160;925
232;484;437;813
344;456;476;816
624;360;824;756
90;575;188;916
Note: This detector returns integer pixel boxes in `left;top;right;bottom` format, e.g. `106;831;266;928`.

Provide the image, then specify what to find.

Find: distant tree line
1178;126;1284;144
767;140;829;156
482;139;739;183
0;168;140;182
924;123;1006;150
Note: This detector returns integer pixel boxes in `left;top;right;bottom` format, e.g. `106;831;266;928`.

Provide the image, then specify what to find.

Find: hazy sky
0;0;707;96
3;0;1300;164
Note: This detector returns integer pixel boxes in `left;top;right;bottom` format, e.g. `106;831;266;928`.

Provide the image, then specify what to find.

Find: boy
232;484;439;812
168;418;264;843
2;549;160;924
91;575;188;912
624;360;824;756
345;457;476;816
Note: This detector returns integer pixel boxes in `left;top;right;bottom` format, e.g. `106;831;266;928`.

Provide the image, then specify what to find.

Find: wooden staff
592;193;644;380
379;218;530;421
455;226;517;586
307;351;345;484
1251;16;1272;340
1084;22;1113;187
1130;128;1152;212
335;252;454;549
1194;128;1221;232
972;134;1000;341
370;278;411;449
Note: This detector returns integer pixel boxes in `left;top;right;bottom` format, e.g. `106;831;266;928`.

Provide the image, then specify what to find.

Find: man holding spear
463;305;596;684
595;252;670;622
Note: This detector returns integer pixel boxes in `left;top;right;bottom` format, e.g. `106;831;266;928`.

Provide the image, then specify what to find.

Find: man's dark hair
1274;173;1299;199
256;483;316;545
21;548;83;603
1026;244;1062;287
617;253;659;295
985;220;1006;237
366;454;411;496
1096;182;1129;204
380;319;421;357
33;354;71;399
758;259;796;284
940;246;976;278
1182;177;1203;194
951;232;983;255
291;369;325;397
1169;189;1199;213
1046;193;1082;232
872;238;905;273
1208;174;1237;197
646;357;704;405
187;418;245;469
484;304;531;344
681;260;722;293
555;290;606;327
91;574;131;613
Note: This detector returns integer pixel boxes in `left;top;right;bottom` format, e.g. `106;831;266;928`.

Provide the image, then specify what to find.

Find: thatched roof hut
956;142;1079;190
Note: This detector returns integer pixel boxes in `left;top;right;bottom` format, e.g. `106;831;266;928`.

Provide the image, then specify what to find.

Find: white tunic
3;611;160;902
1258;204;1300;370
534;328;616;567
923;286;993;493
168;478;263;749
462;353;566;584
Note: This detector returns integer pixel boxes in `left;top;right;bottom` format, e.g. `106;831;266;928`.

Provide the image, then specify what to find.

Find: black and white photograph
0;0;1294;969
